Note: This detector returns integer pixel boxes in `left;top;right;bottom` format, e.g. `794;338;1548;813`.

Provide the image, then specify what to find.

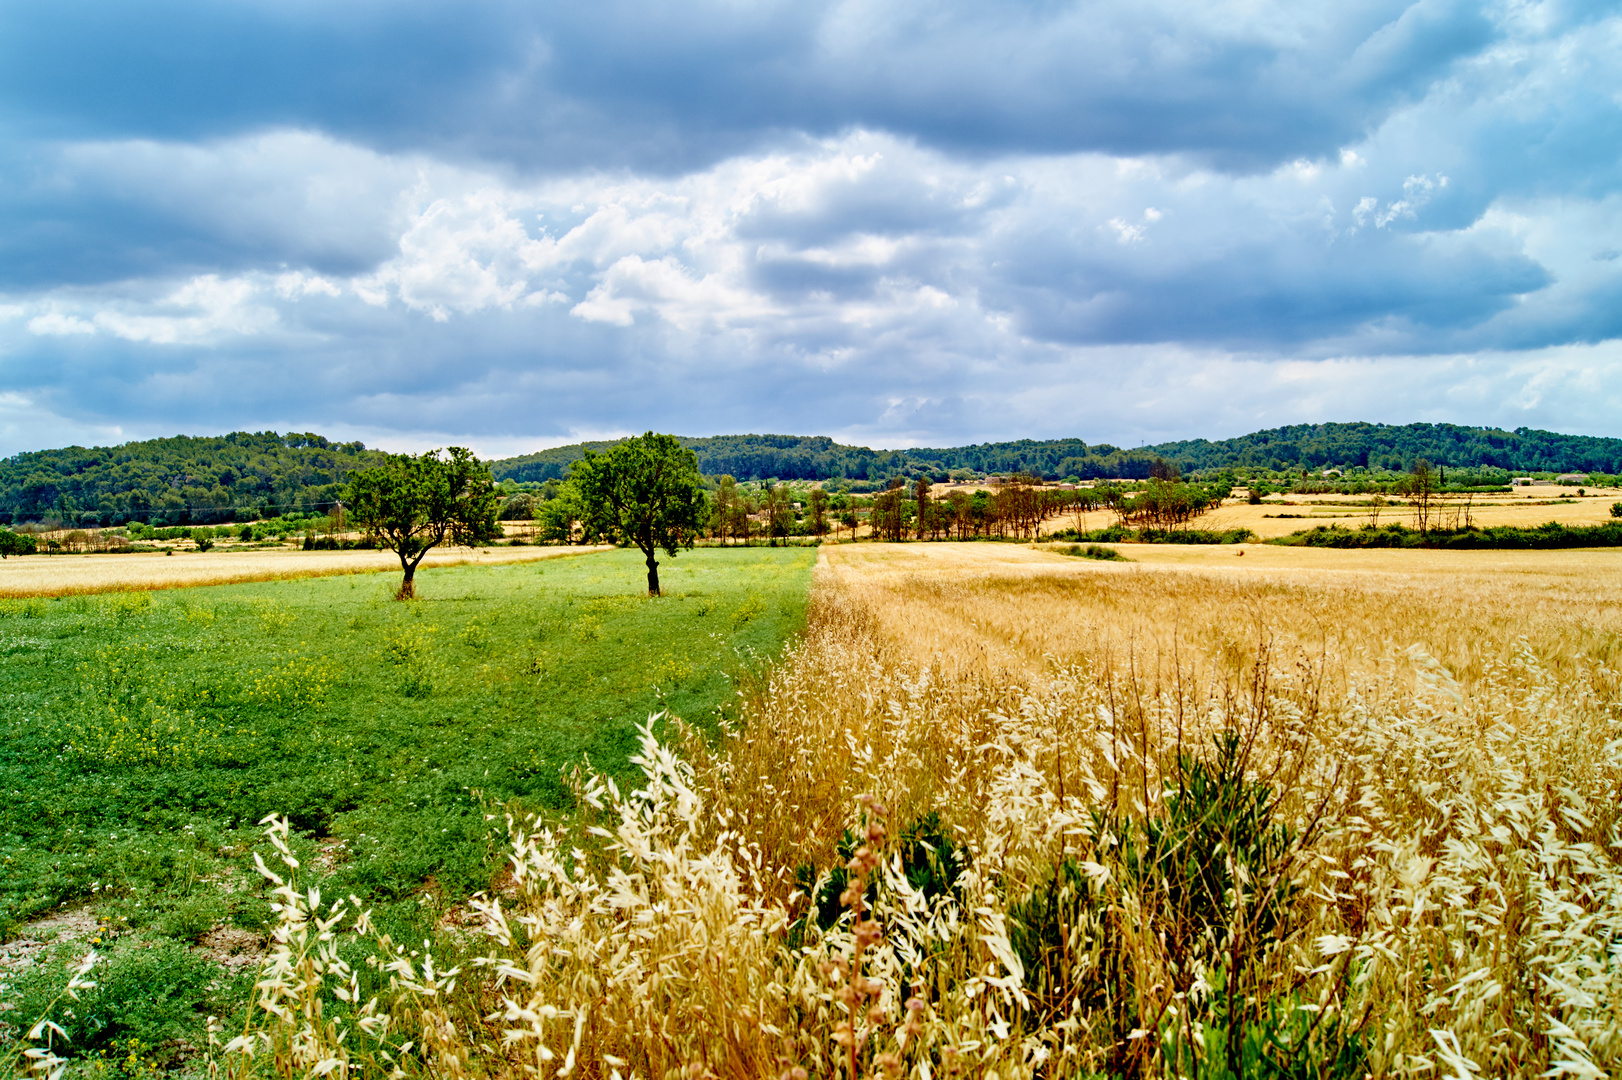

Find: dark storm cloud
0;0;1515;172
2;0;1622;453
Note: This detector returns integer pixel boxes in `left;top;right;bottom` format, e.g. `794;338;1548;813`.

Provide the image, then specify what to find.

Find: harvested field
0;543;611;597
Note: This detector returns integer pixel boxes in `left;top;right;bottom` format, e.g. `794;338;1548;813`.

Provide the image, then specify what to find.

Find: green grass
0;546;815;935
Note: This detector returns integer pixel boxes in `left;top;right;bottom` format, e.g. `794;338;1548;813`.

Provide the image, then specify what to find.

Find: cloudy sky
1;0;1620;456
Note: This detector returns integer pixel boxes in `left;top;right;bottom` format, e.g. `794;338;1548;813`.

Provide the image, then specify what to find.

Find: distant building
1512;477;1536;486
1556;473;1589;485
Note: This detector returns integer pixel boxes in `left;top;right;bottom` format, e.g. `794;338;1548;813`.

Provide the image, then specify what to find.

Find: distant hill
492;423;1622;484
492;434;904;483
0;432;386;526
493;433;1185;483
6;422;1619;526
1136;422;1622;475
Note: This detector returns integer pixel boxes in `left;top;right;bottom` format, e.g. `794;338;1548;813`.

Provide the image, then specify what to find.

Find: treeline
493;423;1622;486
0;432;387;526
493;433;1181;484
1142;422;1622;475
527;474;1230;546
493;434;920;484
1271;522;1622;550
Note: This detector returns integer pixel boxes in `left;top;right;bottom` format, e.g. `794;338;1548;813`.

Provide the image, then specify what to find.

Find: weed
733;594;765;626
101;592;153;621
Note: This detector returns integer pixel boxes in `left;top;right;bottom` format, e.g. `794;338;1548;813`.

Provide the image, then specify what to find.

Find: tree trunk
645;550;660;596
396;551;419;600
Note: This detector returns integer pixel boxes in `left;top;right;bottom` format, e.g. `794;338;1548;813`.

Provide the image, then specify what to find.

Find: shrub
1057;542;1128;561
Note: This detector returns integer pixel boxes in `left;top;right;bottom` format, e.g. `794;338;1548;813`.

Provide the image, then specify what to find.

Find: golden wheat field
1030;487;1622;539
818;540;1622;687
175;537;1622;1080
0;543;611;597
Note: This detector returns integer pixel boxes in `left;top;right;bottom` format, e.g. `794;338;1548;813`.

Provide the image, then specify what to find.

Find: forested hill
6;422;1620;526
1138;422;1622;475
492;435;909;483
493;434;1184;483
0;432;386;525
492;423;1622;484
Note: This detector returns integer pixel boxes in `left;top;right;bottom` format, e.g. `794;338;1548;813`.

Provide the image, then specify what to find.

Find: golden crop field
817;539;1622;687
0;543;611;597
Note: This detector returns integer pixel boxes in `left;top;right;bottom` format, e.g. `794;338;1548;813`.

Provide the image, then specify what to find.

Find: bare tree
1399;459;1438;533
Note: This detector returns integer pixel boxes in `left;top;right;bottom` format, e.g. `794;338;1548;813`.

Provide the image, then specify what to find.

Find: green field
0;546;815;942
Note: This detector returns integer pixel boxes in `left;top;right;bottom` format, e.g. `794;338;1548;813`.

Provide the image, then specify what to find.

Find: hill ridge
2;422;1619;525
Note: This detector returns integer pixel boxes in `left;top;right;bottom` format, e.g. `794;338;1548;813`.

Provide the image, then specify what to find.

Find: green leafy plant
6;940;217;1064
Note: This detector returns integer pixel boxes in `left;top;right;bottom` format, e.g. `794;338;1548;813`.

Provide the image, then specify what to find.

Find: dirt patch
313;837;349;874
0;906;104;975
197;927;265;972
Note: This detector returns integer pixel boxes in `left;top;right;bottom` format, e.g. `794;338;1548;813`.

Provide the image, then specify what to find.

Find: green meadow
0;546;815;942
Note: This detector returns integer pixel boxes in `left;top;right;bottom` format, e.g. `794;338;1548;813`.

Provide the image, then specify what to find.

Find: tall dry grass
192;544;1622;1078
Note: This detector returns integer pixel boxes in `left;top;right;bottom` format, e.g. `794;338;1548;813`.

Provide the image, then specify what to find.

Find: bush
1056;543;1129;561
1612;502;1621;519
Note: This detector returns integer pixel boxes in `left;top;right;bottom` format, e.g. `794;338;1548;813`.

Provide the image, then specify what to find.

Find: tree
882;477;909;540
346;447;500;600
0;530;35;558
1398;459;1438;533
570;433;708;596
808;488;830;539
710;476;738;542
762;482;795;545
537;485;586;544
913;478;931;540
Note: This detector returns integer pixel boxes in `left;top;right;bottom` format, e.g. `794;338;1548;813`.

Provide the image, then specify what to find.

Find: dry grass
0;545;611;598
28;539;1620;1079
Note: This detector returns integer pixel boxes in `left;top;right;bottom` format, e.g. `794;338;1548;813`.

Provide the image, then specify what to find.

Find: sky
2;0;1621;457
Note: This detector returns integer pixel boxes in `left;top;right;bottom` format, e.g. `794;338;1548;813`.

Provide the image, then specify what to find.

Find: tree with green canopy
0;530;34;558
570;433;707;595
345;447;500;599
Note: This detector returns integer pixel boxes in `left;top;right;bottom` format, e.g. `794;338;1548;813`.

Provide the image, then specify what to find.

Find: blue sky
2;0;1621;455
